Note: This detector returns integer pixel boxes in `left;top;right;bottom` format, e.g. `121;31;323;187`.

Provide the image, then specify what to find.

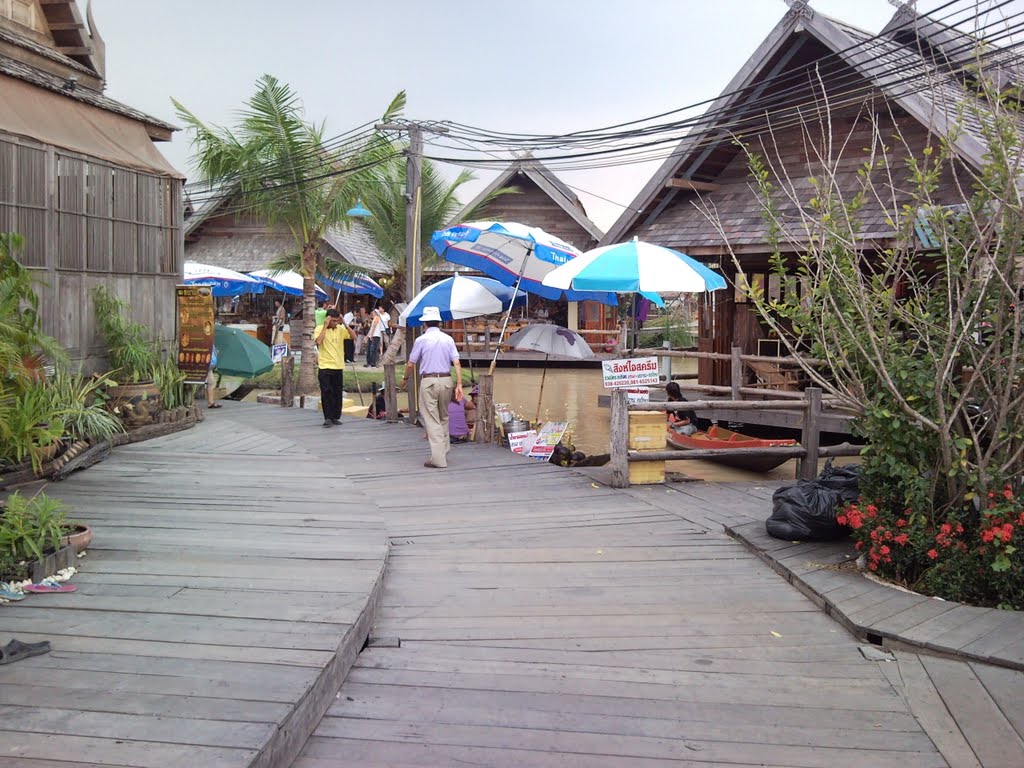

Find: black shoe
323;420;332;428
330;419;342;425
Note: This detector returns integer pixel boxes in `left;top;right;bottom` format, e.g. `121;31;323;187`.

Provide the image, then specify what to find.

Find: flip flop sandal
208;403;222;409
0;584;25;601
23;583;77;594
0;639;50;664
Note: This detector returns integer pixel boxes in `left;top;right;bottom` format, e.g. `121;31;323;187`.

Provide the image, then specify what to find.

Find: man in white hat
403;306;463;468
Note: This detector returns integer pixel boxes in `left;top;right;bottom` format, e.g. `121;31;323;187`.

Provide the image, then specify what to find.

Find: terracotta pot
108;381;163;427
31;439;61;466
61;523;93;553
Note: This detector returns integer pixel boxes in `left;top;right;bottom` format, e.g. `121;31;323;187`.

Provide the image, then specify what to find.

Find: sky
90;0;903;232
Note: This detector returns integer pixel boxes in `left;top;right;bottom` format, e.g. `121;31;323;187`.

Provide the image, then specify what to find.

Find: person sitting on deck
666;381;698;436
448;392;475;443
366;383;387;420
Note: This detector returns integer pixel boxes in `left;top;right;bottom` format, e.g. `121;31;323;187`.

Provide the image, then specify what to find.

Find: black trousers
318;368;344;421
343;338;355;363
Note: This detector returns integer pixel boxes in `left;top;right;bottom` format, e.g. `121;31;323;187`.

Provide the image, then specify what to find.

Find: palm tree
365;158;517;366
362;159;516;302
174;76;404;393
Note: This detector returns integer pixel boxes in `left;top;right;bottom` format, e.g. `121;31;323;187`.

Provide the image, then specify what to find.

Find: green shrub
0;491;67;564
92;285;160;382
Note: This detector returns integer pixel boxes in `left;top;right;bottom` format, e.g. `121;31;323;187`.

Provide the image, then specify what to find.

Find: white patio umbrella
542;237;727;299
183;261;264;297
505;324;594;423
248;269;330;301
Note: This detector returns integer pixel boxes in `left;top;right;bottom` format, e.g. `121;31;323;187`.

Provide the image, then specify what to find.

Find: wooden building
453;153;616;336
603;2;999;385
0;0;184;370
183;188;391;305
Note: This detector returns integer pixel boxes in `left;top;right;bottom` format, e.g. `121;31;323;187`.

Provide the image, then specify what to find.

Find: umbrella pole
534;354;549;426
348;357;364;406
463;319;475;383
488;246;532;376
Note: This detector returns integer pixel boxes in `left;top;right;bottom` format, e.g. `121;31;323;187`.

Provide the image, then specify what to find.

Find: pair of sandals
0;639;50;665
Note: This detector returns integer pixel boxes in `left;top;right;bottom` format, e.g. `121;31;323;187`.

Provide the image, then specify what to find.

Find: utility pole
375;121;448;425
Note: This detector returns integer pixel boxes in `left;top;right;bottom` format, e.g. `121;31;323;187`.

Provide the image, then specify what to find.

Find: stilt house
0;0;184;370
603;2;1003;385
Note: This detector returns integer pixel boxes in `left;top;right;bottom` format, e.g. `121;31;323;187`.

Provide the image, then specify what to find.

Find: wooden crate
629;459;665;485
629;412;667;451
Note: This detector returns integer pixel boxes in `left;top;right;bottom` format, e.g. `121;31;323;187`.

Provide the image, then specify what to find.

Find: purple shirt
408;327;459;375
448;398;469;437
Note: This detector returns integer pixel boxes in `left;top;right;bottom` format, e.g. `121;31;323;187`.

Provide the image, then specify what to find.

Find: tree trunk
297;244;319;394
380;326;406;367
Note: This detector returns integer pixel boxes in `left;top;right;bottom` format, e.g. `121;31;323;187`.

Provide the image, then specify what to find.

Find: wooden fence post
484;327;491;356
384;363;398;423
610;389;630;488
280;356;294;408
475;373;495;444
731;346;743;401
800;386;822;480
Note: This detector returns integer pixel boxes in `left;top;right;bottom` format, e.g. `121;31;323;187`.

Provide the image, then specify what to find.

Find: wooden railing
608;387;864;488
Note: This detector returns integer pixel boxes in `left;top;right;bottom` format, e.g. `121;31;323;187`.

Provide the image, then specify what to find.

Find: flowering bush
839;487;1024;609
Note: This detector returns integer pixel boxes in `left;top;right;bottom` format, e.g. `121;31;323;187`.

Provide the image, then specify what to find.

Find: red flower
940;523;952;535
982;528;996;543
927;549;939;560
1002;523;1014;540
895;534;909;545
850;517;863;530
1004;487;1014;500
896;518;908;528
868;561;878;571
880;545;891;555
836;515;848;526
855;541;864;550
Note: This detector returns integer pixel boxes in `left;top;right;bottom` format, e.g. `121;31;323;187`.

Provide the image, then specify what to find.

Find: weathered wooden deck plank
0;405;388;768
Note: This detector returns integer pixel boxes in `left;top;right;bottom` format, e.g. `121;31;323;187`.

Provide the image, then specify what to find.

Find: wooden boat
666;424;798;473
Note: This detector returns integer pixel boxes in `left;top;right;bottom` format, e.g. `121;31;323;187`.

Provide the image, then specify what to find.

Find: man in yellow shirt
314;309;350;428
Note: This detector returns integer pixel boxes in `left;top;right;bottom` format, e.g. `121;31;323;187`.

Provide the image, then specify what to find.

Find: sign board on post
272;344;289;364
527;421;569;461
175;285;214;383
626;387;650;404
602;357;660;389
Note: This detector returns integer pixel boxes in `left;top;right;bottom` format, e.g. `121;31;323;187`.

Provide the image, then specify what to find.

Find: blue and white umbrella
431;221;617;305
183;261;265;297
319;271;385;298
399;273;527;327
249;269;330;301
542;238;727;305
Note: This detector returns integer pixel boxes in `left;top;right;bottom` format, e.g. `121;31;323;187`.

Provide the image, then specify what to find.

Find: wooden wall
0;131;183;372
471;175;599;252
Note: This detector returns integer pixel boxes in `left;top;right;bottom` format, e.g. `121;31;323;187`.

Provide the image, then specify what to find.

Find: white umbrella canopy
399;273;527;327
505;324;594;360
542;237;727;301
505;324;594;424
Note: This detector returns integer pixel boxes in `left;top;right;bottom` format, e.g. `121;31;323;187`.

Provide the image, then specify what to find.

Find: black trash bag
766;460;861;541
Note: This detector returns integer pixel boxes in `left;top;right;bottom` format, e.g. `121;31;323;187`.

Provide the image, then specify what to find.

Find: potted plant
92;286;163;426
0;490;74;581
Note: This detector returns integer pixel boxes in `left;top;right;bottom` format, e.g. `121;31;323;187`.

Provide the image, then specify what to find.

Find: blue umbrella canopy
542;238;726;306
318;271;385;298
398;273;527;327
431;221;618;305
184;262;265;297
248;269;330;301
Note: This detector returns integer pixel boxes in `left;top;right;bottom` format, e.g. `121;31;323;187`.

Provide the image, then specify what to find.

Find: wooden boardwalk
233;407;949;767
0;410;387;768
5;403;1023;766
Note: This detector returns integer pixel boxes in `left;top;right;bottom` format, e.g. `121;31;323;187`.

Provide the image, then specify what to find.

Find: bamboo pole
534;353;549;425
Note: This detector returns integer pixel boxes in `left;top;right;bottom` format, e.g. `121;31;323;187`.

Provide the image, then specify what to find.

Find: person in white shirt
342;309;356;363
365;307;388;367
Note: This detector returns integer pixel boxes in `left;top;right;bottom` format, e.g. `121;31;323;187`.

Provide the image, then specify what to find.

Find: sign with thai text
626;387;650;404
175;285;214;383
527;421;569;461
601;357;660;389
508;430;537;455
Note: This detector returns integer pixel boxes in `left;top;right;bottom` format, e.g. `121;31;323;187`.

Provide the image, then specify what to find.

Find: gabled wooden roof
452;153;604;243
37;0;105;78
601;5;1002;245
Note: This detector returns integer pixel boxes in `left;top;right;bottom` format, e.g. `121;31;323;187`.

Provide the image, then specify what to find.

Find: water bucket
505;419;530;435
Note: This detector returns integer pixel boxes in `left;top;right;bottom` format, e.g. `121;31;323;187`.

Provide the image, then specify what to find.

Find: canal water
485;361;804;483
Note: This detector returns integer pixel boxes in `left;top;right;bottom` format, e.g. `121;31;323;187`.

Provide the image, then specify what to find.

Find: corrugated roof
0;54;176;133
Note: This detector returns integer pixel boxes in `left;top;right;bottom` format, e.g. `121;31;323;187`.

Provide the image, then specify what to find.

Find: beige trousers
420;376;455;467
